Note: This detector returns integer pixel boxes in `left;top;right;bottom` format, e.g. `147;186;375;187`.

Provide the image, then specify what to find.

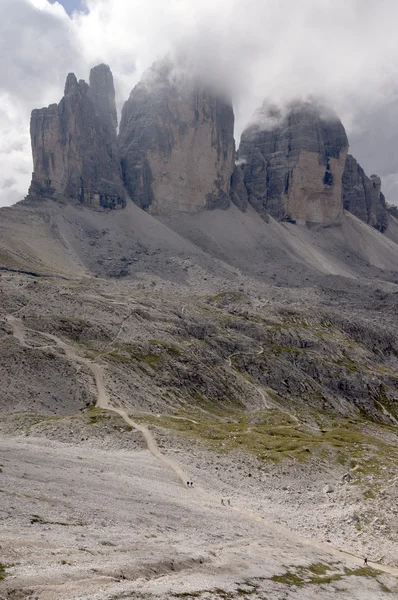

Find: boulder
118;59;235;215
28;64;125;209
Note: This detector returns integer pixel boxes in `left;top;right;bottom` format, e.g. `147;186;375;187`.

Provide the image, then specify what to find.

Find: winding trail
227;346;272;409
5;314;189;486
5;313;398;579
374;399;398;426
226;346;305;428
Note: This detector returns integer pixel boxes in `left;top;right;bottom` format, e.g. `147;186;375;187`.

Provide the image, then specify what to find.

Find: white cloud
0;0;83;206
1;0;398;206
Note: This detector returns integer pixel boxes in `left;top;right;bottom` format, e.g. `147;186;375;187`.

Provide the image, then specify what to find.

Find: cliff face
29;64;125;209
229;166;248;212
388;205;398;219
118;61;235;215
342;155;388;232
238;102;349;224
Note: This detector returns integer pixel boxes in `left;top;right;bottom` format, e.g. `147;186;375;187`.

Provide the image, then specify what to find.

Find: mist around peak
2;0;398;205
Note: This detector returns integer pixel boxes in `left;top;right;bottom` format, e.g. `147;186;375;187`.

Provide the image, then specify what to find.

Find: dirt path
375;399;398;426
226;346;309;429
227;346;273;409
5;313;190;486
5;313;398;579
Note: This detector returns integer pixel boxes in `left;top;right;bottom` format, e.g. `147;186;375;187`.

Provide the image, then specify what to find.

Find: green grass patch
375;384;398;420
307;562;332;575
85;407;114;424
271;572;305;586
270;562;389;589
344;566;383;578
0;563;8;581
138;354;161;367
266;344;303;356
149;340;182;357
204;291;245;302
334;357;358;372
136;403;398;478
107;351;130;362
364;489;376;500
309;573;343;584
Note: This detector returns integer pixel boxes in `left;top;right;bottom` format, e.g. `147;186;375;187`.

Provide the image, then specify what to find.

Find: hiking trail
5;313;398;579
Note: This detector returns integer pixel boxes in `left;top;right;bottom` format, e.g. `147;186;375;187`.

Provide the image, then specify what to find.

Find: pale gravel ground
152;427;398;567
1;271;398;599
1;433;398;600
1;200;398;598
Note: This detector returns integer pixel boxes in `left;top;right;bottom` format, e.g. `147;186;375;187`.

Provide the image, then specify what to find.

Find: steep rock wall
118;61;235;215
28;64;125;209
239;102;349;224
342;154;388;232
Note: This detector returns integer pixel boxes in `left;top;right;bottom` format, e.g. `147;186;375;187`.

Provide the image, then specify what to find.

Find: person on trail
190;481;193;487
364;557;368;566
227;499;231;506
187;481;190;487
221;498;225;505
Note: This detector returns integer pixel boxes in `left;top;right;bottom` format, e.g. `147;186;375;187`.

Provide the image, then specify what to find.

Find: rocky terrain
1;268;398;599
1;60;398;599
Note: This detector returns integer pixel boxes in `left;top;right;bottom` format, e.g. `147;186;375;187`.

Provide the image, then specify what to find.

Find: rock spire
28;64;125;209
236;101;349;224
118;59;235;215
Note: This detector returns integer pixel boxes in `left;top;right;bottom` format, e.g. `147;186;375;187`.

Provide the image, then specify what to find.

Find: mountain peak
118;59;235;215
28;65;125;209
237;100;348;224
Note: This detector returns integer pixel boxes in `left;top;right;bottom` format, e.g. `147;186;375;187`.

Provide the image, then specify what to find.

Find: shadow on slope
159;204;398;285
1;199;398;285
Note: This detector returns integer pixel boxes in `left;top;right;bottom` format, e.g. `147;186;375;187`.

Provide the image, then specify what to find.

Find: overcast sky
1;0;398;206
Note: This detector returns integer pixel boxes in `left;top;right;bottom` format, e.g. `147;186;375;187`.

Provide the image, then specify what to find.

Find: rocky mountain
28;64;125;209
342;154;388;232
237;101;349;224
118;60;235;214
388;205;398;218
229;164;248;212
235;101;392;233
3;62;398;600
27;62;393;231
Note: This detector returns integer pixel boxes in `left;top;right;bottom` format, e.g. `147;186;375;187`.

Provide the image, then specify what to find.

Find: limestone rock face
229;166;248;212
342;155;388;232
118;60;235;215
388;204;398;219
239;102;349;224
29;64;125;209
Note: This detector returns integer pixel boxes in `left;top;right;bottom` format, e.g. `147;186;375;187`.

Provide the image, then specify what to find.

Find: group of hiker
186;480;232;507
186;479;370;567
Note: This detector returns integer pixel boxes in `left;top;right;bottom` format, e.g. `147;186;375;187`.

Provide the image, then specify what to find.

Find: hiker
364;557;368;566
190;481;193;487
227;499;231;506
187;481;190;487
221;498;225;505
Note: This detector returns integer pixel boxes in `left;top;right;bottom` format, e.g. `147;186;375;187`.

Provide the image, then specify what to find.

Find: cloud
1;0;398;206
0;0;84;206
